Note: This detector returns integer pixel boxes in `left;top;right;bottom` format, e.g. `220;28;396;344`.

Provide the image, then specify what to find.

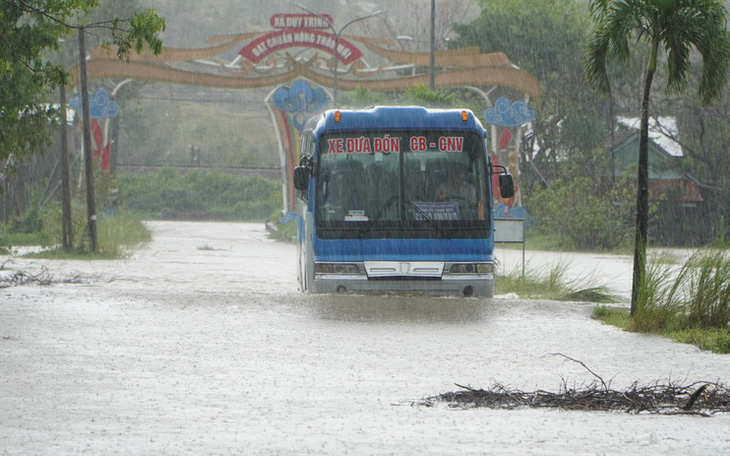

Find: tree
585;0;730;314
451;0;614;188
0;0;165;164
1;1;71;164
1;0;164;251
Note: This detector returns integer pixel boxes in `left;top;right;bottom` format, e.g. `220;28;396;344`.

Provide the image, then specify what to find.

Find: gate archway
69;12;541;212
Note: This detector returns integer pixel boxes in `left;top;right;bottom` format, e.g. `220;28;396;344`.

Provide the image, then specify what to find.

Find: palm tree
585;0;730;314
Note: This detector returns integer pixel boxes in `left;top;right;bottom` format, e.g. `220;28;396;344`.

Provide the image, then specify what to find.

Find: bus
292;106;514;297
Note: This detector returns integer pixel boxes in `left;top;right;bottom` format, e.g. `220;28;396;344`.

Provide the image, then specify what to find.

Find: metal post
429;0;435;90
333;33;340;102
78;27;98;252
332;13;385;103
59;85;73;250
108;79;133;176
291;3;385;104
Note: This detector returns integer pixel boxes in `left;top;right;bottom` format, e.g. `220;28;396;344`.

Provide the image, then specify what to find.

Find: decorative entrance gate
70;11;541;212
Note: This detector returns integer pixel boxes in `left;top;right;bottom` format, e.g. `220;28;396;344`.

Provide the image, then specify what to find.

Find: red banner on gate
239;29;363;64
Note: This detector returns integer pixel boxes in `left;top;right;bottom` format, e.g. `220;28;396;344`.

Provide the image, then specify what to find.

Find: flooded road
1;221;729;455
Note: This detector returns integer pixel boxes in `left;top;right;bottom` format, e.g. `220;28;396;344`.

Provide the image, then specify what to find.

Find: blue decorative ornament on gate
484;96;534;127
69;88;120;119
271;80;330;131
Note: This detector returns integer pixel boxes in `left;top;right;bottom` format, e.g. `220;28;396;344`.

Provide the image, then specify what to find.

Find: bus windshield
314;130;490;239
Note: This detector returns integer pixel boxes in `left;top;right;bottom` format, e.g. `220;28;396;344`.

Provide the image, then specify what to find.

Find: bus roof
312;106;485;135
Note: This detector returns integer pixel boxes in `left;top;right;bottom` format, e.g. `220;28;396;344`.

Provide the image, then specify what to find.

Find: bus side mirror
499;173;515;199
294;166;309;191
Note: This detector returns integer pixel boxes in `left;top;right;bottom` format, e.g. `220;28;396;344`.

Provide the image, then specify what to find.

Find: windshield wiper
403;197;449;238
358;195;398;238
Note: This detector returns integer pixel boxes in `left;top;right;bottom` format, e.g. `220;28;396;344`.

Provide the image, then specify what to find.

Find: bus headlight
449;263;494;274
314;263;360;274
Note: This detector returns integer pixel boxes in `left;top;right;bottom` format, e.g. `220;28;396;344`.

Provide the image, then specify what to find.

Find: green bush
118;169;282;221
2;198;53;247
8;200;44;234
526;177;634;251
20;213;151;259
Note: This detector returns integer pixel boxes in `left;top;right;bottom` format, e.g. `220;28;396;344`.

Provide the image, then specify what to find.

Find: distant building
607;127;703;207
606;118;712;245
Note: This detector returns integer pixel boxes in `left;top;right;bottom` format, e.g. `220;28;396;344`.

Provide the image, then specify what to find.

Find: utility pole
59;85;73;250
78;27;98;251
429;0;435;90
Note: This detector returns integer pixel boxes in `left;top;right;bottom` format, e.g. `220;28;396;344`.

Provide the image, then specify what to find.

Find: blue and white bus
293;106;514;297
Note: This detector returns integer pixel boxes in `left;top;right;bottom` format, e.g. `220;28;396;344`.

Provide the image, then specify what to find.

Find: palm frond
586;0;730;104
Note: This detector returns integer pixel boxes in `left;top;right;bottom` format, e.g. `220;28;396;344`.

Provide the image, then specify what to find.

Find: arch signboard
69;11;542;212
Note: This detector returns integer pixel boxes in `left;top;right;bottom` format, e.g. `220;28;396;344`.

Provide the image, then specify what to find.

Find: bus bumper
311;274;495;297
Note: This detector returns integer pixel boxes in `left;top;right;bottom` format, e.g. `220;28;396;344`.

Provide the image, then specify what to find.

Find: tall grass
96;214;152;257
635;244;730;332
632;256;685;332
609;241;730;353
497;261;617;302
683;243;730;329
497;262;569;299
23;213;151;260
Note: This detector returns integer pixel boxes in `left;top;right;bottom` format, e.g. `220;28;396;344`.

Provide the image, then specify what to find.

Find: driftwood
423;354;730;416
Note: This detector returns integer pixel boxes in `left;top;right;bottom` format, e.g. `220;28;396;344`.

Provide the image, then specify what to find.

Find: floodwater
1;221;728;455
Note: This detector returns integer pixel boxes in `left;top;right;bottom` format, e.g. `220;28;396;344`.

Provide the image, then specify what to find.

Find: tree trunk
630;67;655;314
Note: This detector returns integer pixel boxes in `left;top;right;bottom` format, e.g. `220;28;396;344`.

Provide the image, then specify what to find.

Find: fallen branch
0;266;84;288
423;381;730;416
550;352;608;390
423;356;730;416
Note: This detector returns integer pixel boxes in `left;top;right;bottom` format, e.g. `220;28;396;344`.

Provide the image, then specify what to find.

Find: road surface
1;221;728;455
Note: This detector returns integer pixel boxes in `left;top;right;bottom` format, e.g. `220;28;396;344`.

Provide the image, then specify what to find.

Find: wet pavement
1;221;728;455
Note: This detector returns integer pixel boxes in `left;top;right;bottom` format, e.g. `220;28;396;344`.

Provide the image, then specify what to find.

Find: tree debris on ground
422;354;730;416
0;263;83;288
